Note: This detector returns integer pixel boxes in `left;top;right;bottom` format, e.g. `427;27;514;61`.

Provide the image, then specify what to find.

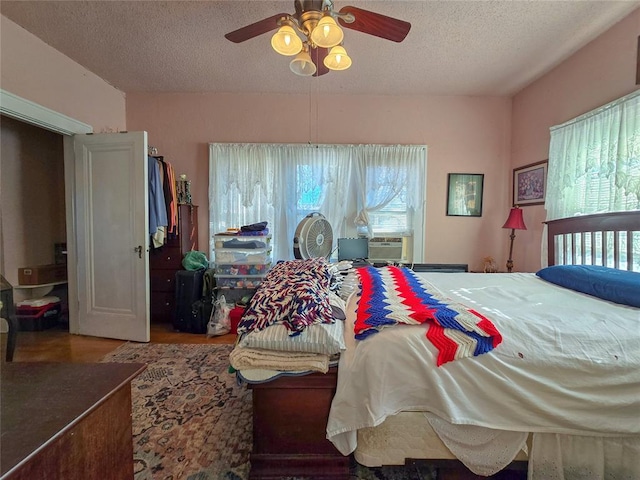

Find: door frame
1;89;92;334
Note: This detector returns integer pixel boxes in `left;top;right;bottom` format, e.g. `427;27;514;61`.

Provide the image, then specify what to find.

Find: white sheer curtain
543;90;640;266
278;144;352;260
209;143;351;261
352;145;425;237
209;143;425;261
546;90;640;220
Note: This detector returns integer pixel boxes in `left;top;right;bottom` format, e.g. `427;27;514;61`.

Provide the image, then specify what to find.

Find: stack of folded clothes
239;221;269;236
229;257;349;383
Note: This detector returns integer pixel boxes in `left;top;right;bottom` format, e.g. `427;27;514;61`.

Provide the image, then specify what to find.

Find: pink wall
0;16;126;131
1;116;66;286
3;7;636;273
126;92;513;270
511;8;640;272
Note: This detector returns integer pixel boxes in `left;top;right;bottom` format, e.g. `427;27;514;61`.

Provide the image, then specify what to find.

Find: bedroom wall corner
509;7;640;273
0;15;126;132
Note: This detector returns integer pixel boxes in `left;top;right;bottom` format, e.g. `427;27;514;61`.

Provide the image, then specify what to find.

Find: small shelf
14;281;68;290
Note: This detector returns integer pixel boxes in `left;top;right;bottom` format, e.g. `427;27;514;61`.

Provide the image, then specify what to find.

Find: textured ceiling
1;1;638;96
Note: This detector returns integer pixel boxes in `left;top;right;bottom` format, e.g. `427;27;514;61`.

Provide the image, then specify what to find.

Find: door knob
134;245;143;258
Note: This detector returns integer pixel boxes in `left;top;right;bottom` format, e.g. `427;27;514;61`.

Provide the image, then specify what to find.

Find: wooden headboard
546;211;640;271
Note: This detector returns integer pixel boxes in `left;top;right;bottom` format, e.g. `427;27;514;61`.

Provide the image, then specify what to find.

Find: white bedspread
327;273;640;459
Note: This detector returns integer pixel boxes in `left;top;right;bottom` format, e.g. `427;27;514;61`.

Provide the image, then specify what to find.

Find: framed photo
513;160;548;206
446;173;484;217
636;36;640;85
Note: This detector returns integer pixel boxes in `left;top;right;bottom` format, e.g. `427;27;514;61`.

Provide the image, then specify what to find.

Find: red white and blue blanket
355;266;502;366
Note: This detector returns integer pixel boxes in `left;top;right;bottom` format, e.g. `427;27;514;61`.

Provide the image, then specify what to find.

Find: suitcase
174;269;205;333
191;296;214;335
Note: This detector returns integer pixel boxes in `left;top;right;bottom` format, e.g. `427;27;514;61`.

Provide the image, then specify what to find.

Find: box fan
293;212;334;259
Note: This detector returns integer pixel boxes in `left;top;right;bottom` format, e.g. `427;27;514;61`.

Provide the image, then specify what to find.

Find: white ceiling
1;1;638;96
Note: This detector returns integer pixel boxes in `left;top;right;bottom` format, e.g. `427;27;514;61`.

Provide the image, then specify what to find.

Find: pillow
238;290;347;355
536;265;640;308
238;320;345;355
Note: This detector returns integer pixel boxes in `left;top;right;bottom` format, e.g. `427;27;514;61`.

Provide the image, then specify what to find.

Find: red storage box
16;296;61;331
229;306;245;335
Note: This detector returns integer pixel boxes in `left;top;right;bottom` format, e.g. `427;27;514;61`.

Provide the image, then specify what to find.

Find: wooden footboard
248;368;527;480
248;368;350;479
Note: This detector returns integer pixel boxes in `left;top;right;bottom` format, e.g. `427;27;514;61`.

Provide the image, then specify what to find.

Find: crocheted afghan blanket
355;266;502;366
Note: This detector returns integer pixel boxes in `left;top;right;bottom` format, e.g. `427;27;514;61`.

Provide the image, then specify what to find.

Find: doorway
0;115;70;329
1;90;151;343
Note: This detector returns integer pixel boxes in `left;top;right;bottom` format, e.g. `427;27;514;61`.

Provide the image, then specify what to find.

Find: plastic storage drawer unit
214;263;271;275
214;249;271;264
213;234;271;249
215;275;264;289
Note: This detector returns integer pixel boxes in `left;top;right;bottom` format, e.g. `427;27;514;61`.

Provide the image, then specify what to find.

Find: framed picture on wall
636;35;640;85
513;160;548;206
446;173;484;217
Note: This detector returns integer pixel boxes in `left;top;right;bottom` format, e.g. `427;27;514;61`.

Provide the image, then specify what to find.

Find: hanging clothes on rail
149;153;180;248
160;159;178;235
148;155;168;243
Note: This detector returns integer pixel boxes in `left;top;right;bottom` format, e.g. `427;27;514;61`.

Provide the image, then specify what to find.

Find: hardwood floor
4;322;236;363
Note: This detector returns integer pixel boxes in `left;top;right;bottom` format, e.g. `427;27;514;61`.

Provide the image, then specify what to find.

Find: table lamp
502;206;527;273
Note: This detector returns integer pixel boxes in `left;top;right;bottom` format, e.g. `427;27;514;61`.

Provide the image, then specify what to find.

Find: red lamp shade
502;207;527;230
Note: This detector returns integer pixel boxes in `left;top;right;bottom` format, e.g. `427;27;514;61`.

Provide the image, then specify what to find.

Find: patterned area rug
101;343;436;480
102;343;251;480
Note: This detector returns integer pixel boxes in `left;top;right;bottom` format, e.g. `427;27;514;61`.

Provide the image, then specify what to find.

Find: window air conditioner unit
368;236;411;263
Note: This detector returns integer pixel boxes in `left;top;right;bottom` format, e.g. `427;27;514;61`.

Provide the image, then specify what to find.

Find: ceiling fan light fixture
290;47;317;76
310;15;343;48
271;25;303;56
324;45;351;71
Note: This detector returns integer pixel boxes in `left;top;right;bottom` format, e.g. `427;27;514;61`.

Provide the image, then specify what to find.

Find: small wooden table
1;362;146;480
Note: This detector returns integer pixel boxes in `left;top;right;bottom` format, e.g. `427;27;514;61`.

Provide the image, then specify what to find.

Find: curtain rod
209;142;427;150
550;89;639;132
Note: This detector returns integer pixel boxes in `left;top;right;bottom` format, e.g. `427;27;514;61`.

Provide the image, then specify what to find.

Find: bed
328;210;640;479
231;211;640;479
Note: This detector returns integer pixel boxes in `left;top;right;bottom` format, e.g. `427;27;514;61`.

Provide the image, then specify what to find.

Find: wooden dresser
249;368;350;479
149;204;198;323
1;362;146;480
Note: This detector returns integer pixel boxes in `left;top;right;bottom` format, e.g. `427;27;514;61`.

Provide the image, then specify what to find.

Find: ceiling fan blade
311;47;330;77
225;13;288;43
338;6;411;43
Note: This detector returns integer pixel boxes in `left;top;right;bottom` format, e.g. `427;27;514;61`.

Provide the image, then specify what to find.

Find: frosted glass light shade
310;15;343;48
324;45;352;71
271;25;303;56
290;49;317;76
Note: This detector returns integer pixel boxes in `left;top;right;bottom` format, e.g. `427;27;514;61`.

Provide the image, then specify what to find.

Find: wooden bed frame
546;211;639;270
248;211;640;480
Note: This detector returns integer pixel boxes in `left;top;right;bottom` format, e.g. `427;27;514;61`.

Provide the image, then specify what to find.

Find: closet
0;115;69;319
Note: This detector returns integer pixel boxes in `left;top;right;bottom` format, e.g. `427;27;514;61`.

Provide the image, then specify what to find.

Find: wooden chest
249;367;349;479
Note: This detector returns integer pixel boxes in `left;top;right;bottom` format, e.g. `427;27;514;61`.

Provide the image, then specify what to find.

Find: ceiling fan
224;0;411;77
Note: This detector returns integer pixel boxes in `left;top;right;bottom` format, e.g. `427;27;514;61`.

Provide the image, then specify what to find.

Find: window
296;163;330;222
547;90;640;217
546;90;640;269
368;187;410;235
209;143;426;262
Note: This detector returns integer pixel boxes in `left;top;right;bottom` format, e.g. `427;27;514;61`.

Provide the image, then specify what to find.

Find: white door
73;132;150;342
